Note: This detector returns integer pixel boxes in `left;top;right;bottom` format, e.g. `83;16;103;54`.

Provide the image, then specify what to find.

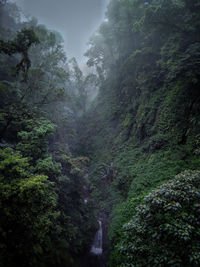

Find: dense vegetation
0;1;97;266
1;0;200;266
80;0;200;265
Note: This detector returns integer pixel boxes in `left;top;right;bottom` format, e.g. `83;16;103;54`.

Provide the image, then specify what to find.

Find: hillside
78;0;200;265
1;0;200;266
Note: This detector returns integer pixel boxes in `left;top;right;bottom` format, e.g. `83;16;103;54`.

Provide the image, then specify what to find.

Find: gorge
0;0;200;266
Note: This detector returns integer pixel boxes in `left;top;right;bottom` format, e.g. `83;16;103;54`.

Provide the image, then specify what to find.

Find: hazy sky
14;0;110;62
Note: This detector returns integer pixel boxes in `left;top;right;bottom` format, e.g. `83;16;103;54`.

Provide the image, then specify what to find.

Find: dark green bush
119;170;200;266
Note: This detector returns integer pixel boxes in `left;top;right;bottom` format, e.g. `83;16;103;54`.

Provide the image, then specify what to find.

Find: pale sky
14;0;110;62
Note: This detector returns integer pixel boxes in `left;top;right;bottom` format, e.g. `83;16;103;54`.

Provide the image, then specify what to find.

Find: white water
90;220;103;255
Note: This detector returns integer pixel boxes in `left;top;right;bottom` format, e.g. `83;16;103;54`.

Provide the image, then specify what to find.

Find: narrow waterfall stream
90;220;103;255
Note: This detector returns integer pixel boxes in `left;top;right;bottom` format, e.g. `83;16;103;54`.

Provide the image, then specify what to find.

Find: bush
0;148;59;267
119;170;200;266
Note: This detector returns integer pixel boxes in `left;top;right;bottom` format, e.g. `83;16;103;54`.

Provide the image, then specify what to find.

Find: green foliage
1;0;200;266
17;119;55;162
118;170;200;266
81;0;200;266
0;28;39;80
61;153;89;176
0;147;28;180
0;148;59;267
0;2;96;266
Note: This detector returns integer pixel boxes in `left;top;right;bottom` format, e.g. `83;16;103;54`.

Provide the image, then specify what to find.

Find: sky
14;0;110;63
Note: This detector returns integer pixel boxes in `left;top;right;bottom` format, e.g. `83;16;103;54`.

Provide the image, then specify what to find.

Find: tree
119;170;200;266
0;0;7;6
0;148;59;267
0;28;39;81
0;2;96;266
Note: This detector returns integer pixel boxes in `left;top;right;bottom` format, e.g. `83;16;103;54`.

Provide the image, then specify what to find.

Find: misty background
14;0;110;63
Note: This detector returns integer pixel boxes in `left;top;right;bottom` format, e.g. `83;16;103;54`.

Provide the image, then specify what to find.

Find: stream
81;174;105;266
90;220;103;255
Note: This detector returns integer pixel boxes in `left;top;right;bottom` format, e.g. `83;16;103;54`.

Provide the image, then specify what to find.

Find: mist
14;0;110;62
1;0;199;266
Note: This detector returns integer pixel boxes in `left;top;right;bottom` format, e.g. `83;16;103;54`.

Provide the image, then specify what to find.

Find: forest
0;0;200;266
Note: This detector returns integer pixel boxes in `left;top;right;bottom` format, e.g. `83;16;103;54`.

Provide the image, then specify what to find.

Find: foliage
0;28;39;80
118;170;200;266
0;2;96;266
81;0;200;266
1;0;200;266
0;148;59;267
17;119;55;162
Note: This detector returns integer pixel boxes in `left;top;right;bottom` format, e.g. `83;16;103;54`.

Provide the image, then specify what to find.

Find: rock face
91;220;103;255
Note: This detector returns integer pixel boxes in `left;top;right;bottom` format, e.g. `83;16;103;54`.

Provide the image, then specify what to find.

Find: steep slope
78;0;200;265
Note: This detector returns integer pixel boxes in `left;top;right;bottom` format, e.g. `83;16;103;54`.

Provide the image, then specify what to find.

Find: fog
14;0;110;62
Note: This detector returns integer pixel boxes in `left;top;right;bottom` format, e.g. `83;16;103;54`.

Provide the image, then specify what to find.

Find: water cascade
90;220;103;255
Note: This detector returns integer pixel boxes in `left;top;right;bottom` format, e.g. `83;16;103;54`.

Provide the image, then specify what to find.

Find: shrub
119;170;200;266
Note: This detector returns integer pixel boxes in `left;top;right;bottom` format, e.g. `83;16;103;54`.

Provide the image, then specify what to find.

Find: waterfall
90;220;103;255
